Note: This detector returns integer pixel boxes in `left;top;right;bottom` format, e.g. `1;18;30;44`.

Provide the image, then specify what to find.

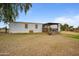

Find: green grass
61;31;79;40
69;35;79;39
63;34;79;40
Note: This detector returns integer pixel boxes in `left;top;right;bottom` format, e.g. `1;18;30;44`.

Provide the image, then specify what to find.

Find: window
25;24;28;28
35;24;38;29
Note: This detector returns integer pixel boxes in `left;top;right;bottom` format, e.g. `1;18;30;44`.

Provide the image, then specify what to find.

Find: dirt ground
0;33;79;56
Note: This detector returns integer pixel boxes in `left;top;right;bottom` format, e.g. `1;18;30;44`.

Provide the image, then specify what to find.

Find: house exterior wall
58;23;61;32
9;23;42;33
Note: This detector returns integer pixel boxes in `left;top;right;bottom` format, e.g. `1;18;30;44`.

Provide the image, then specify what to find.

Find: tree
63;24;69;31
0;3;32;33
64;24;69;31
77;26;79;29
48;26;52;35
69;26;73;31
60;24;64;31
60;24;69;31
75;26;79;32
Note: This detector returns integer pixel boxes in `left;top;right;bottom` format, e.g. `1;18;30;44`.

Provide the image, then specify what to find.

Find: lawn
61;31;79;40
68;35;79;40
0;32;79;56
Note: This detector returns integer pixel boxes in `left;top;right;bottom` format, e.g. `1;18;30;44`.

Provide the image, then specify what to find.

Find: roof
13;22;43;24
43;23;60;25
11;22;60;25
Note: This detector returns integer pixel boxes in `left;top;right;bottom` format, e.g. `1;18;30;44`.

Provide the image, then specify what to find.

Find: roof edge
12;22;43;24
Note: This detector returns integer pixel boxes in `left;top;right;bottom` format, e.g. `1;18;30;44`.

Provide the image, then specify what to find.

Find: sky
0;3;79;28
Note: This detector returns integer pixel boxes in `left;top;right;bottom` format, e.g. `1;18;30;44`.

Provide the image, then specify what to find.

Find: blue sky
1;3;79;28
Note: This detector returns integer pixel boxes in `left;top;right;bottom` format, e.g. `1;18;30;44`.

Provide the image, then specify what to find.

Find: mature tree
75;26;79;32
60;24;64;31
77;26;79;29
69;26;73;31
0;3;32;33
63;24;69;31
60;24;69;31
0;3;32;23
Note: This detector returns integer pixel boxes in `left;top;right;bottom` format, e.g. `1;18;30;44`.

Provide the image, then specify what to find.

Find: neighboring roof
13;22;43;24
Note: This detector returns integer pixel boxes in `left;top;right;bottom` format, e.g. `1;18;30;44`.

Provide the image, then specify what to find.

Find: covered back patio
42;23;60;34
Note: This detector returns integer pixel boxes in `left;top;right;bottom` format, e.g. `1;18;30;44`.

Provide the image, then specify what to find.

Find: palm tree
0;3;32;33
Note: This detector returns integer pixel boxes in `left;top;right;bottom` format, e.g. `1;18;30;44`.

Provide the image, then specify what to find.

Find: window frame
25;24;28;28
35;24;38;29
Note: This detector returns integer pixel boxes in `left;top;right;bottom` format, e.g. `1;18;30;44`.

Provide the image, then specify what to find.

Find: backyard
0;32;79;56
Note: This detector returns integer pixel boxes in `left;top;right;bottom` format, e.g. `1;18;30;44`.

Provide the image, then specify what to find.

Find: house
9;22;43;33
9;22;60;33
43;23;60;33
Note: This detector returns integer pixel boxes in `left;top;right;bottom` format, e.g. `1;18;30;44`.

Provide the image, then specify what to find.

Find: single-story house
9;22;60;33
9;22;43;33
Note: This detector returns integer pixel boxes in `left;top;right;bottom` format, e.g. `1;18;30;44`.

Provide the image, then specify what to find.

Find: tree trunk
48;26;52;35
5;27;8;33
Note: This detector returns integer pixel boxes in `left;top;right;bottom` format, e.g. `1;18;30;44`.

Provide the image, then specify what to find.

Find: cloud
53;15;79;28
